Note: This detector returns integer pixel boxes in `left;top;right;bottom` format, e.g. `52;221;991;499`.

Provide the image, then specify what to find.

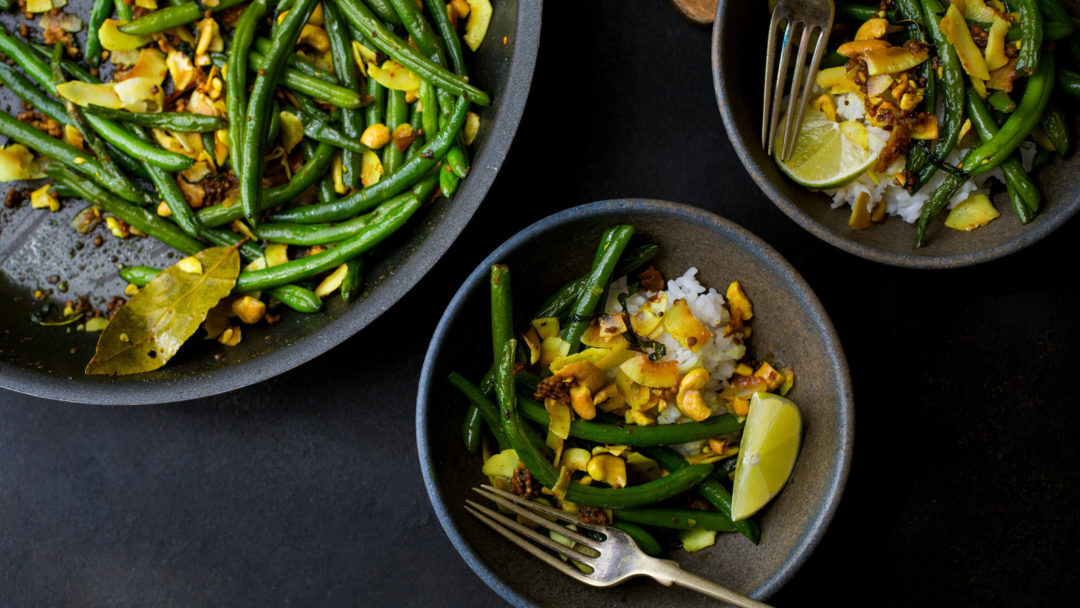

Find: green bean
225;0;267;180
318;171;337;203
515;392;744;447
365;78;387;129
120;3;200;35
448;372;511;452
461;399;485;453
491;264;514;365
252;36;338;82
894;0;924;27
564;226;634;352
254;187;422;246
614;508;736;532
987;91;1017;113
0;62;70;127
439;164;461;198
916;59;1052;244
406;100;427;161
84;106;227;132
234;194;422;291
213;52;367;109
1058;67;1080;98
322;0;365;191
337;0;491;106
120;0;249;34
270;95;469;224
341;259;363;303
85;113;194;172
1037;0;1072;23
1015;0;1043;75
115;0;133;21
290;90;337;125
196;141;336;227
266;100;282;149
494;337;715;509
534;244;659;321
365;0;404;25
419;81;440;145
298;113;371;154
912;0;966;193
1040;103;1069;155
640;446;760;544
240;0;320;226
836;4;896;22
390;0;447;62
967;90;1040;218
47;164;205;255
446;144;470;179
610;521;663;557
130;127;202;237
382;90;409;175
121;263;324;314
119;265;161;285
86;0;114;67
107;142;153;181
424;0;468;74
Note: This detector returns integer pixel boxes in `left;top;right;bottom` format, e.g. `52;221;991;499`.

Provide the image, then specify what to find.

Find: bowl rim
0;1;543;405
416;199;855;606
710;0;1080;269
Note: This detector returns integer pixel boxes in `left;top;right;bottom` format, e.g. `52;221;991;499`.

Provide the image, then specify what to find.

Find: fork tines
465;485;603;585
762;0;836;161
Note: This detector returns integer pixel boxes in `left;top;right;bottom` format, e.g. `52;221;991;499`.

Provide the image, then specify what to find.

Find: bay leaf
85;245;241;375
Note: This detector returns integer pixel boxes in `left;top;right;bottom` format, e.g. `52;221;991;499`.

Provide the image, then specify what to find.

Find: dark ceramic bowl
0;0;541;404
712;0;1080;268
417;200;854;605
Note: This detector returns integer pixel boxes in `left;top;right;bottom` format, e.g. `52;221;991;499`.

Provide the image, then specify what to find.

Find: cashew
561;448;591;474
569;385;596;420
361;123;391;149
676;367;712;421
586;454;627;489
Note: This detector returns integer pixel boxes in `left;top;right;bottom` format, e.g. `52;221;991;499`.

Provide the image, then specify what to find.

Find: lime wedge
774;109;883;188
730;392;802;522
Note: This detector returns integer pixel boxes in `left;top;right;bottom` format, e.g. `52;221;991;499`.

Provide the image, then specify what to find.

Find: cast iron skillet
713;0;1080;268
0;0;541;404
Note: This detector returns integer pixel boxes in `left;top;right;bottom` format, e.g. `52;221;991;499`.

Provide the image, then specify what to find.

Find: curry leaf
85;245;241;375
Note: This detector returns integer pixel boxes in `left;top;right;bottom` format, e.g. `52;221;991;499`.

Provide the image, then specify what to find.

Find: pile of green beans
448;229;765;559
0;1;490;323
827;0;1076;246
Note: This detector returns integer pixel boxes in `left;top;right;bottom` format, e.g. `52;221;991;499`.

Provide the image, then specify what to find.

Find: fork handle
649;558;774;608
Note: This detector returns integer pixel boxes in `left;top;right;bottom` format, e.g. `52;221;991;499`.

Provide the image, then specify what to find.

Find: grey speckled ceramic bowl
417;200;853;605
0;0;540;404
712;0;1080;268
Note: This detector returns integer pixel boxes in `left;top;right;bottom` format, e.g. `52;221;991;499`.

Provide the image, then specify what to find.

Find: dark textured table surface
3;2;1080;606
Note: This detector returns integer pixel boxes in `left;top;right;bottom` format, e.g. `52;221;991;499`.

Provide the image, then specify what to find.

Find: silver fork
762;0;835;161
466;485;773;607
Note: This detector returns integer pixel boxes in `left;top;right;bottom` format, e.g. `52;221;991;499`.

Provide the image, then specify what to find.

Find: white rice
604;268;746;431
821;92;1008;223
